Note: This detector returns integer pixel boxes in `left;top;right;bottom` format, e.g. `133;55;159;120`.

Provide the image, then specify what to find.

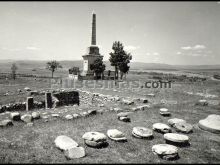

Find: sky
0;1;219;65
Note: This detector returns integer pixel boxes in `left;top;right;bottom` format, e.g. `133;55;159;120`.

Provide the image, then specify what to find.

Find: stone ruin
0;89;79;113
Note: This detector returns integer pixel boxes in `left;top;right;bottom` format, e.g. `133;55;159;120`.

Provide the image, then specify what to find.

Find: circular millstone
160;108;171;116
132;127;153;138
107;129;127;141
152;144;178;160
198;114;220;134
168;118;186;126
82;132;107;147
174;122;193;133
153;123;171;133
164;133;189;144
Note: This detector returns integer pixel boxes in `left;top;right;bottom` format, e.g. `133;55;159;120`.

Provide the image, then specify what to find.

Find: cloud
124;45;140;52
176;51;182;55
153;52;159;56
181;45;206;51
146;52;160;56
26;46;41;50
217;1;220;4
193;45;206;50
181;46;192;50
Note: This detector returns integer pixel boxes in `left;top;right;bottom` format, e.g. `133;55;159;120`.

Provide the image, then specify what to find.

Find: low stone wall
0;101;45;113
0;90;79;113
53;90;79;107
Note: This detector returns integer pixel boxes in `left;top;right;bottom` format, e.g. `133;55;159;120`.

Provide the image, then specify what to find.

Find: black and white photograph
0;1;220;164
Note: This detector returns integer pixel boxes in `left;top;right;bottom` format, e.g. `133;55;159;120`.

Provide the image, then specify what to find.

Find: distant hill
0;60;220;73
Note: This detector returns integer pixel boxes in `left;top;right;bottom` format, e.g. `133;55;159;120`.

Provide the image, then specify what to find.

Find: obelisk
91;11;96;45
82;11;103;77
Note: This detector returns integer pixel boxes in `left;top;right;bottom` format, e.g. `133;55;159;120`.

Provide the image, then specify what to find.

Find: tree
11;63;18;80
90;57;106;79
46;60;62;78
119;62;130;80
109;41;132;80
69;67;80;75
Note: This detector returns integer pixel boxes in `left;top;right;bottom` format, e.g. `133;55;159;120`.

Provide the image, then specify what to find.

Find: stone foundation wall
0;90;79;113
53;90;79;107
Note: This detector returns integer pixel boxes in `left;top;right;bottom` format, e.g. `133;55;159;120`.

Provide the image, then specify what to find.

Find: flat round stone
168;118;186;126
164;133;189;143
82;132;107;142
132;127;153;138
107;129;127;141
84;139;107;147
119;116;131;122
174;122;193;133
198;114;220;134
153;123;171;133
55;135;78;151
160;108;168;112
152;144;178;160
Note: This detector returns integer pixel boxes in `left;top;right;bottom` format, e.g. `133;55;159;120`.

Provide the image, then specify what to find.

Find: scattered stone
131;107;139;111
153;123;171;133
64;147;86;159
26;97;34;111
118;116;131;122
146;93;155;97
24;87;31;91
10;112;21;121
0;119;13;127
65;114;73;120
198;114;220;134
32;112;40;119
55;135;78;151
195;99;208;106
51;114;60;117
4;92;9;96
173;122;193;133
117;112;132;118
17;89;22;93
164;133;189;144
132;127;153;138
42;116;49;119
98;104;104;107
113;107;123;112
80;112;88;117
72;114;80;118
21;114;32;123
87;110;97;115
152;144;178;160
137;105;151;110
82;132;107;148
160;108;171;116
140;98;148;103
122;99;134;105
107;129;127;141
168;118;186;126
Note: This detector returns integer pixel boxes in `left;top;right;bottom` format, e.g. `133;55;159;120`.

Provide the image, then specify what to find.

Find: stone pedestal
26;97;34;111
45;92;53;109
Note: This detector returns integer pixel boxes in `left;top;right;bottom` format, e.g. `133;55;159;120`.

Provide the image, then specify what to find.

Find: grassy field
0;69;220;163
